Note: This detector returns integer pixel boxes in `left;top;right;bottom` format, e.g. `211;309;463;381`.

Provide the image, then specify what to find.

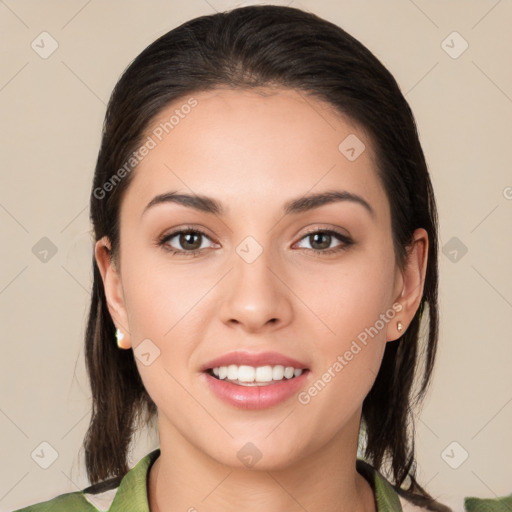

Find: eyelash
157;226;354;257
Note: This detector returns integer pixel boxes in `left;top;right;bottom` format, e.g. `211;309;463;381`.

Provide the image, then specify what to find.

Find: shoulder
12;448;160;512
465;494;512;512
12;480;123;512
11;491;100;511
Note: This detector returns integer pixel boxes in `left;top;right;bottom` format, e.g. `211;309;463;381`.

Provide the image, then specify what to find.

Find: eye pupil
180;232;201;250
310;232;330;250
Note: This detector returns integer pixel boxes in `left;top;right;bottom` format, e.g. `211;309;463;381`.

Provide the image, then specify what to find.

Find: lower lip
203;371;310;410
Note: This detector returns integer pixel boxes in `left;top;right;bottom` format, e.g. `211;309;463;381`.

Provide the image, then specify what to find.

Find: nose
218;245;293;333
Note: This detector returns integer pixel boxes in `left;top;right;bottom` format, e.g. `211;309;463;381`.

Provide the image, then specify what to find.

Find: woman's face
99;87;423;469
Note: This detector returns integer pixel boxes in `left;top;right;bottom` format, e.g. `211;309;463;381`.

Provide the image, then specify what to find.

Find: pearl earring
116;328;129;349
397;321;404;332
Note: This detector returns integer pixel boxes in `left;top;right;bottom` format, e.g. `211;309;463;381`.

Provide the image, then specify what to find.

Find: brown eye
309;232;332;251
178;231;203;250
295;229;354;254
158;228;214;256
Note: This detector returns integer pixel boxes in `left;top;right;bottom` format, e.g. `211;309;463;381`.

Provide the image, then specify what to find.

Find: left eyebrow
141;189;375;219
141;191;224;217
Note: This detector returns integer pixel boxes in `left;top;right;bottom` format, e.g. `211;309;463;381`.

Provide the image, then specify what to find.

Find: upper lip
200;351;309;372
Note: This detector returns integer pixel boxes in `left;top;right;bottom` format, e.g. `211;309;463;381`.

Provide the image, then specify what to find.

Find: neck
148;412;376;512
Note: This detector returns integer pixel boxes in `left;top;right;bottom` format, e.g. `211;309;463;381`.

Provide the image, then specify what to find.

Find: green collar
357;458;403;512
99;449;403;512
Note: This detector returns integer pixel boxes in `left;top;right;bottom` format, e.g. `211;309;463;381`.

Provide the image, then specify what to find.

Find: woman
14;4;455;511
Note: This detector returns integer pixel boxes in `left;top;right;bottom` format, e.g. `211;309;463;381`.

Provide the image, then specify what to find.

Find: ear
387;228;429;342
94;236;132;349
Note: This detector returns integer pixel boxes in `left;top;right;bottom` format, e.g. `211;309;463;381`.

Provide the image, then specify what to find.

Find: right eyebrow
283;190;375;219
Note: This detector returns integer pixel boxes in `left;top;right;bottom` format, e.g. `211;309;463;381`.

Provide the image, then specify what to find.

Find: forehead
121;87;389;221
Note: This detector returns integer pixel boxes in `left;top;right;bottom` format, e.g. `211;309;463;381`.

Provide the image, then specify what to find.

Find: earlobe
387;228;429;342
94;236;132;349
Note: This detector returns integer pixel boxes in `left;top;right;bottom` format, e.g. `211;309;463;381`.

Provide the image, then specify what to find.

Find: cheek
298;277;391;429
121;246;204;338
295;245;395;407
296;246;396;339
120;255;203;413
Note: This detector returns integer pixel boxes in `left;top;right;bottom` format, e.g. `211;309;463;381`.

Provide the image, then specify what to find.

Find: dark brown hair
83;5;449;510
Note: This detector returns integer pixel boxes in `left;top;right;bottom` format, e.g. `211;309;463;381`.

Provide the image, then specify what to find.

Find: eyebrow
141;189;375;219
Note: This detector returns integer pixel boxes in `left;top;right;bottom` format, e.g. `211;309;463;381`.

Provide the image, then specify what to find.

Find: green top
11;448;512;512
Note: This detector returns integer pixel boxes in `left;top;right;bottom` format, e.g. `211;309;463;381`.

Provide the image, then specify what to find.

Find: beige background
1;1;511;511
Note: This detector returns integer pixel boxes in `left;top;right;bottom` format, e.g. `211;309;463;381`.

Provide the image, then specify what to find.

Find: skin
95;87;428;512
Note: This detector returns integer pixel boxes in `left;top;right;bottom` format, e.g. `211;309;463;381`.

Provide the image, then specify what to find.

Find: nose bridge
218;233;292;330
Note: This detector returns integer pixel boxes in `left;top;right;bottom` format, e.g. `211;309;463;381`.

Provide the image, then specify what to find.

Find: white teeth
255;366;272;382
209;364;304;383
227;364;238;380
239;365;257;382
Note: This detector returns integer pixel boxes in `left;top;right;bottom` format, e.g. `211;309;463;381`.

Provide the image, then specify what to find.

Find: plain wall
1;1;511;511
